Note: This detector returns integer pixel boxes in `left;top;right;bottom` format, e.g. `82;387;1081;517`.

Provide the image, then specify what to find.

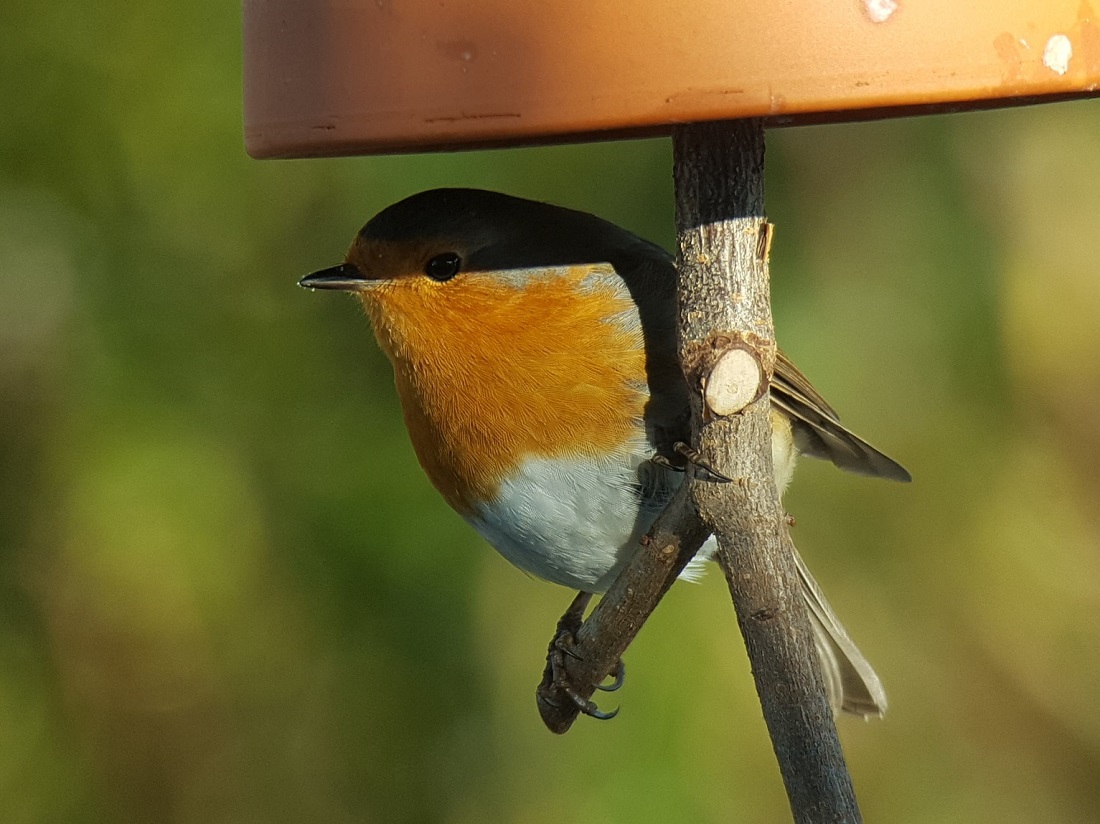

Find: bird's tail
793;544;887;718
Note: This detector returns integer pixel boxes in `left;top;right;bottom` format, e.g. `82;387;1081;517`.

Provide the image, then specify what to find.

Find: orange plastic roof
244;0;1100;158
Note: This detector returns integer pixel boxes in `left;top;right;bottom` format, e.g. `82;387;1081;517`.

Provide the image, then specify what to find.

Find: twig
536;476;710;734
672;118;862;823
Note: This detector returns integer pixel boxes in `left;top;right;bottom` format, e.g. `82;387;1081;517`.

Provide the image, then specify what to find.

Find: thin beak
299;263;368;291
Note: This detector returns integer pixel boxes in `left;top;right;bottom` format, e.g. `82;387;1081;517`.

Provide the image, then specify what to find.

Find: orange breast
358;266;649;514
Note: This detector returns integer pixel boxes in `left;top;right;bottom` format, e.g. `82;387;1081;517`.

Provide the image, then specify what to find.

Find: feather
792;543;888;718
771;351;911;482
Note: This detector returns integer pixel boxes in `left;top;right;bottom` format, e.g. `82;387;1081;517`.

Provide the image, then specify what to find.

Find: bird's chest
391;344;649;518
372;273;651;517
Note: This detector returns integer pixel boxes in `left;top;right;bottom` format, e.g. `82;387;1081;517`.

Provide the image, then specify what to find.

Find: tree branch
534;118;864;823
672;118;863;824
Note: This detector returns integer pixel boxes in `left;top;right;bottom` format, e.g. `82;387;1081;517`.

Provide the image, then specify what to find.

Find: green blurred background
4;3;1100;822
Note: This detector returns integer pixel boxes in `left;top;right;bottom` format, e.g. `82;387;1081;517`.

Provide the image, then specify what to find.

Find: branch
536;477;710;734
672;119;863;823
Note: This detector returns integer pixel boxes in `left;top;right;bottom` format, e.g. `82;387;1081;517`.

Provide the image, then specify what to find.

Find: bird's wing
770;350;911;482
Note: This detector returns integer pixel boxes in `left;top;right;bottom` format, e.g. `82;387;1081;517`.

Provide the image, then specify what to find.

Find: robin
301;188;909;718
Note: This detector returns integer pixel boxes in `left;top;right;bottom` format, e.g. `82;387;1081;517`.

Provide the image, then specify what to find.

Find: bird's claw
649;445;731;483
543;595;622;721
584;701;620;721
648;453;682;472
673;442;732;483
546;631;621;720
596;658;625;692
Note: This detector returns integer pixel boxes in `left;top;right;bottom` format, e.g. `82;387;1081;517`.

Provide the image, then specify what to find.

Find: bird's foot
541;591;623;720
673;442;732;483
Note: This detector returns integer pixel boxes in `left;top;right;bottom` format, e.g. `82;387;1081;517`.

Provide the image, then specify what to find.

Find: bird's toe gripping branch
534;478;711;734
536;591;623;722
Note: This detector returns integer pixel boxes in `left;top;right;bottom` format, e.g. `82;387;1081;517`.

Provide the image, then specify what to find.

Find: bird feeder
243;0;1097;156
242;2;1100;820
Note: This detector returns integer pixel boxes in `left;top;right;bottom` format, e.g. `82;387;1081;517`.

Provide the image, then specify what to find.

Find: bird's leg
542;591;622;720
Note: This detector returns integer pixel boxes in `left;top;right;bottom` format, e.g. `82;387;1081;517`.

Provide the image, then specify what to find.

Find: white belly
467;424;799;592
467;450;677;592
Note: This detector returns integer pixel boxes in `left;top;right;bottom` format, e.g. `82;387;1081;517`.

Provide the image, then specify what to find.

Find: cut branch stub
701;337;769;418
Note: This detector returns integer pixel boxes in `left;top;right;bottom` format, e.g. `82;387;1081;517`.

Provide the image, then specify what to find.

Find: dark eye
424;252;462;281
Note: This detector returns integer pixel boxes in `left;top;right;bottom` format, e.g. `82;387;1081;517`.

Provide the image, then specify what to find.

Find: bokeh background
4;3;1100;822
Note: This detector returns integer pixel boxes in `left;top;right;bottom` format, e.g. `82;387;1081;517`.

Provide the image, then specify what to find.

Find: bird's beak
299;263;369;291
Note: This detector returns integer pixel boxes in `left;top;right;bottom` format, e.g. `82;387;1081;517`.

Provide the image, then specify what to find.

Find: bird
300;187;910;718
